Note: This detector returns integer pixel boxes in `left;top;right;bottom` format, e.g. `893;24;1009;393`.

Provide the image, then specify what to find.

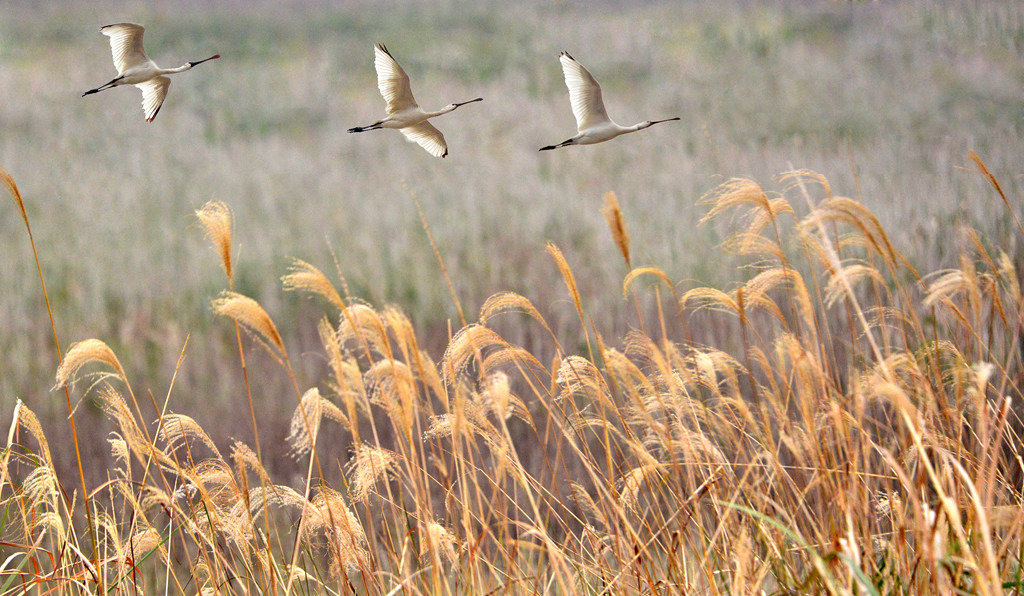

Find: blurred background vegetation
1;0;1021;485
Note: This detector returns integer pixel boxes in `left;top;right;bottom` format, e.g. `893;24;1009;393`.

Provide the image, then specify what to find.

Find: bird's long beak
190;54;221;67
650;117;680;125
454;98;484;108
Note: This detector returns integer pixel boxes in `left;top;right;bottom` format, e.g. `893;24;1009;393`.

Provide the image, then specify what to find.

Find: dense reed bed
2;160;1022;594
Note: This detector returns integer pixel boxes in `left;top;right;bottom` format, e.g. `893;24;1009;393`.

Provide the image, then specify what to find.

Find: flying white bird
82;23;220;122
348;43;482;158
540;52;678;151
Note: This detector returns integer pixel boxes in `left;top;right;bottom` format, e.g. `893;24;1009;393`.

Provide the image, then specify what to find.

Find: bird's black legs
82;76;123;97
539;138;574;151
348;121;385;133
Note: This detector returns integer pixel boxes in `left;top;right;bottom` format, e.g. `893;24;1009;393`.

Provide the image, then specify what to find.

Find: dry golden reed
211;291;285;356
158;413;223;459
601;191;631;267
346;444;400;502
54;338;127;389
282;258;345;312
195;200;233;280
287;387;348;456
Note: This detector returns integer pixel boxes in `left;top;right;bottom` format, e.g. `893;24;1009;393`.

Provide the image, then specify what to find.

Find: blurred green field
1;0;1022;485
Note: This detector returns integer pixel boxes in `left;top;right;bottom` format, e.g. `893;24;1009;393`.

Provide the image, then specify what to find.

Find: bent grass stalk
2;166;102;591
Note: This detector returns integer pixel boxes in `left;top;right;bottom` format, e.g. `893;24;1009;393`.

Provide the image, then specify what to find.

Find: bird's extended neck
164;54;220;75
430;97;483;118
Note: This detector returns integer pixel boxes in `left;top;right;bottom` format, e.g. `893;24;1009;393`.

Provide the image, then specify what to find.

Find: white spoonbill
348;43;482;158
82;23;220;122
540;52;678;151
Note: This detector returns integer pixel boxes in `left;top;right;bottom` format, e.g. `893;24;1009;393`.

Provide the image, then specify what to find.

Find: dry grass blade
195;200;233;280
602;191;631;267
54;338;127;389
211;291;285;358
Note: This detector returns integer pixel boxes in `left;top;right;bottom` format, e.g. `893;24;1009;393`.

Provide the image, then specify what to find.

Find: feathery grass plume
602;191;631;268
54;338;127;389
680;286;739;315
739;267;814;329
480;371;510;420
800;195;903;269
618;463;667;512
442;324;510;385
319;317;370;412
478;370;531;424
33;510;67;544
824;260;885;308
570;483;609;529
23;463;59;508
1;166;28;225
699;177;794;234
158;413;222;459
567;412;628;444
108;436;129;473
968;150;1024;238
192;459;242;509
424;399;502;451
124;527;167;568
924;267;980;310
546;242;585;322
211;291;285;359
231;440;272;487
997;251;1020;302
478;291;549;330
365;359;417;434
415;349;446;405
195;200;233;280
304;487;367;574
236;485;307;521
287;388;348;456
95;385;148;464
337;303;390;356
555;355;609;403
382;306;419;358
480;345;546;383
424;521;460;564
622;267;677;300
14;402;53;467
282;258;345;312
346;444;400;502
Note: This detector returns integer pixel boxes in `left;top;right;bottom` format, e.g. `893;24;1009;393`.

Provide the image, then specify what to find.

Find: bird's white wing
559;52;610;132
400;122;448;158
101;23;150;74
137;76;170;122
374;44;417;114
